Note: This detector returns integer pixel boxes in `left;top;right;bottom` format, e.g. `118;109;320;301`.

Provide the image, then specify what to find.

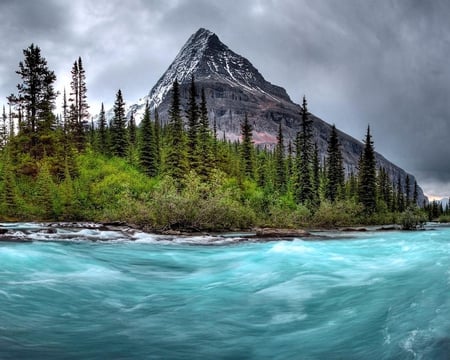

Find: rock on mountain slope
127;28;426;204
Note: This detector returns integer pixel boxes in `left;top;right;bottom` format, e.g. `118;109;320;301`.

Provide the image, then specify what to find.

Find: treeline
0;44;426;230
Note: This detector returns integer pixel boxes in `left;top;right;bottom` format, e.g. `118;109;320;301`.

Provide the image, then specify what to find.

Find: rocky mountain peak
146;28;290;110
123;28;427;205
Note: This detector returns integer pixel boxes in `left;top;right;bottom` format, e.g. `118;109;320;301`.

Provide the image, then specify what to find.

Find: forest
0;44;433;231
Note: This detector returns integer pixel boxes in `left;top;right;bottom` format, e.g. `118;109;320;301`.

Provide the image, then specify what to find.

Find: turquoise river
0;223;449;359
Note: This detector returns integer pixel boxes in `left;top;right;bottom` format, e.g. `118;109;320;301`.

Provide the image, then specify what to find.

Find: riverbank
0;221;429;245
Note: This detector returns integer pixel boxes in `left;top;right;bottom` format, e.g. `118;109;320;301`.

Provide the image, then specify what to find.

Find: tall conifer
110;89;127;157
166;79;188;182
358;126;377;213
275;123;286;193
140;101;157;177
240;113;254;178
325;124;344;202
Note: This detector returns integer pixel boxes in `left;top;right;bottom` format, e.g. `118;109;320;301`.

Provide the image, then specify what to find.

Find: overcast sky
1;0;450;199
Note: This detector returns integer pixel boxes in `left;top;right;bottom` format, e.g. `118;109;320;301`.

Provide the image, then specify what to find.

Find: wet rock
255;228;311;238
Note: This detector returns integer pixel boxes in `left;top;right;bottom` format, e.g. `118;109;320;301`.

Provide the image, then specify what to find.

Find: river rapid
0;223;449;359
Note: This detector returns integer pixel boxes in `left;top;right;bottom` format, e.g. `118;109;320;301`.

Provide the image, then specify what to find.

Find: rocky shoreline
0;221;415;244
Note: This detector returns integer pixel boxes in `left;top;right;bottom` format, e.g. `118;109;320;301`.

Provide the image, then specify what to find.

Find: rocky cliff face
127;28;426;204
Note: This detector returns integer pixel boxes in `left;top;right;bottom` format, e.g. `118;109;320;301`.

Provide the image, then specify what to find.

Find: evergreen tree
295;96;314;204
186;75;199;168
0;106;8;148
154;109;161;172
166;79;188;182
68;57;89;151
325;124;345;202
8;44;57;158
110;89;128;157
413;180;419;206
396;175;405;212
98;102;108;155
128;112;137;148
377;167;392;208
197;88;213;180
287;140;294;180
139;101;157;177
405;174;411;207
358;126;377;213
312;142;321;205
240;113;254;178
275;123;286;193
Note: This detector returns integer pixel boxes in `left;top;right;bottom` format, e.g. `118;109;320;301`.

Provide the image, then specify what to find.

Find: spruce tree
166;79;188;182
197;88;213;180
312;142;321;206
0;106;7;148
68;57;89;151
154;109;161;172
295;96;314;204
186;75;199;169
396;175;405;212
275;123;286;193
240;113;254;178
139;101;157;177
128;112;137;148
405;174;411;207
98;103;108;155
8;44;57;158
110;89;128;157
358;126;377;213
413;180;419;206
325;124;345;202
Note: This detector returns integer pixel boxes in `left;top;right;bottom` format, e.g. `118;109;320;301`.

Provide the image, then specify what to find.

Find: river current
0;223;449;359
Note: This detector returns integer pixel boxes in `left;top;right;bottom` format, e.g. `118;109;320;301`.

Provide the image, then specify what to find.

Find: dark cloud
1;0;450;197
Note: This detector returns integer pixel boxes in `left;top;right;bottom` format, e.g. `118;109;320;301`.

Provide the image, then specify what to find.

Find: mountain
126;28;427;204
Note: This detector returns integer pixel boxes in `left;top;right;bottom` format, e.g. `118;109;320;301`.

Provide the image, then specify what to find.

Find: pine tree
377;167;392;208
295;96;314;204
166;79;188;182
325;124;345;202
396;175;405;212
186;75;199;169
154;109;161;172
405;174;411;207
128;112;137;148
139;101;157;177
0;106;8;148
197;88;213;180
312;142;321;206
358;126;377;213
8;44;57;158
110;89;128;157
240;113;254;178
68;57;89;151
98;103;108;155
275;123;286;193
413;180;419;206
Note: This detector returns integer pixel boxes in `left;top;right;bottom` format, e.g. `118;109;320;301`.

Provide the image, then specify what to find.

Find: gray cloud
1;0;450;197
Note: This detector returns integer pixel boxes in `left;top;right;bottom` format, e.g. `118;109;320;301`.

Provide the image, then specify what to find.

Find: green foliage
358;126;377;213
294;96;314;204
139;101;157;177
399;207;426;230
313;200;364;228
0;43;426;231
240;114;254;179
166;79;188;183
110;89;128;157
325;124;344;202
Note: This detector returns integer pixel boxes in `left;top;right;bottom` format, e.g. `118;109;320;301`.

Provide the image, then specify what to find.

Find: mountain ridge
124;28;427;204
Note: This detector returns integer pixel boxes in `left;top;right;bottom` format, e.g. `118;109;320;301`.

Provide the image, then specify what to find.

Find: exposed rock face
127;28;426;204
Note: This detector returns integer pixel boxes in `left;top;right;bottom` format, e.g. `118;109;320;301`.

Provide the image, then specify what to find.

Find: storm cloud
1;0;450;198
